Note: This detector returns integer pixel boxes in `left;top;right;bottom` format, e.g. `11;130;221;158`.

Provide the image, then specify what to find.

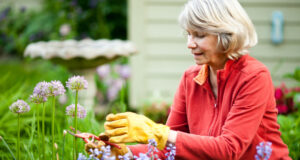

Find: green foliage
0;60;104;159
284;67;300;83
277;67;300;159
0;0;127;57
278;112;300;160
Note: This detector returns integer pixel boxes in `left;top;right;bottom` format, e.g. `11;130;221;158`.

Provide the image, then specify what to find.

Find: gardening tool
66;127;121;149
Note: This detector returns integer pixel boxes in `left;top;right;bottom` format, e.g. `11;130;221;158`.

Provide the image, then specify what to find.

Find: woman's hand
104;112;170;150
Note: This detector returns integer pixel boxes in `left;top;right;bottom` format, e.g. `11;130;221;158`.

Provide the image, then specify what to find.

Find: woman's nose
187;36;197;49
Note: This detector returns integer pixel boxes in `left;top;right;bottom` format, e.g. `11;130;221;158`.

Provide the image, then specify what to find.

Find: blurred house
129;0;300;107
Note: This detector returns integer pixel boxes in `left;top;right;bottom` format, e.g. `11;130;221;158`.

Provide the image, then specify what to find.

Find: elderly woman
91;0;292;159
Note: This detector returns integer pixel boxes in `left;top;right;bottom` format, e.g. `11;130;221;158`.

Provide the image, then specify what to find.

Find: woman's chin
195;60;206;65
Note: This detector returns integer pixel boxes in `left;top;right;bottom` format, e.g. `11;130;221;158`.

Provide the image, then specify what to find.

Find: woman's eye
196;33;205;38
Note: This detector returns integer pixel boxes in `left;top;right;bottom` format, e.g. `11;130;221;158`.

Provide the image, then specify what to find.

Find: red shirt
129;55;291;160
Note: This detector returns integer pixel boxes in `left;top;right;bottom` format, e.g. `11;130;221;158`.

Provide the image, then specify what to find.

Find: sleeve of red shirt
128;72;189;158
175;70;274;159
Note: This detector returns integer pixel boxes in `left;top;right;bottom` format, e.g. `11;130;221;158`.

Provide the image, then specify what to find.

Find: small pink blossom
276;104;288;114
274;88;283;100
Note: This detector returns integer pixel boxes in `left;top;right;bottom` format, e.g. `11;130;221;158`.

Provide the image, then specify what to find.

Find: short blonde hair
178;0;257;59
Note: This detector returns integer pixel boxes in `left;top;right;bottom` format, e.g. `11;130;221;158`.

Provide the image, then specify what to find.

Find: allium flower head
33;81;50;97
77;153;87;160
66;104;87;119
107;86;120;102
116;65;130;79
31;81;50;103
165;143;176;160
118;153;131;160
30;93;47;104
134;153;150;160
66;76;88;91
9;100;30;114
255;141;272;160
48;80;66;96
97;65;110;79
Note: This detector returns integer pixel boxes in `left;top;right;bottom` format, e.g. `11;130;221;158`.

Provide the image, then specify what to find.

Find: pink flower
274;88;283;100
276;104;288;114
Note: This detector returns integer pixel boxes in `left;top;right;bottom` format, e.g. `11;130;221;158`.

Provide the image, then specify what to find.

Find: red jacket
129;55;291;160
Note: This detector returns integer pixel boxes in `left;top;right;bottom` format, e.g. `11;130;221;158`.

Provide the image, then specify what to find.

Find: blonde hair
178;0;257;59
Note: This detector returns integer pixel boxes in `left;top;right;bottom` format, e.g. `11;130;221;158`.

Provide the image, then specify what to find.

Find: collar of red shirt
193;55;248;86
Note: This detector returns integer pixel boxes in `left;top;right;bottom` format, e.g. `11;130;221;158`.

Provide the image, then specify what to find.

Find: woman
99;0;291;159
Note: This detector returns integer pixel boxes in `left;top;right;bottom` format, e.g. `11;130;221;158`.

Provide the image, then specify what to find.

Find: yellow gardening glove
104;112;170;150
85;140;128;160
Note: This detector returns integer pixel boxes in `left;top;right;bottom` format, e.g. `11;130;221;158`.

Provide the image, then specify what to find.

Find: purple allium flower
66;104;87;119
101;145;117;160
77;153;86;160
146;139;158;159
114;79;125;90
107;86;120;101
134;153;150;160
106;79;125;101
255;141;272;160
9;100;30;114
33;81;50;97
48;80;66;96
165;143;176;160
66;76;88;91
30;93;47;104
115;65;131;79
118;153;131;160
97;65;110;79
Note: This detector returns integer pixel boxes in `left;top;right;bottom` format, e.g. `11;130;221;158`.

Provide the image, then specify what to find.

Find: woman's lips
193;52;204;56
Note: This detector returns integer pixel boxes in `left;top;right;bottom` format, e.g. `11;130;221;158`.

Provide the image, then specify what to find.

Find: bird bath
24;39;137;111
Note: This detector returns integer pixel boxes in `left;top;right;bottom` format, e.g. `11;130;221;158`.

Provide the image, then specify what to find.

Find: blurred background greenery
0;0;299;159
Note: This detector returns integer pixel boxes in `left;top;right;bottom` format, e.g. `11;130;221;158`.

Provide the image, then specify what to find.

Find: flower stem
37;104;40;160
62;132;66;160
42;103;46;160
74;91;78;160
52;96;56;160
120;84;126;112
0;136;16;160
17;114;20;160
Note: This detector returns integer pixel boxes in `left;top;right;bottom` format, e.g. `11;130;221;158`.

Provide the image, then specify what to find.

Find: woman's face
186;30;227;68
